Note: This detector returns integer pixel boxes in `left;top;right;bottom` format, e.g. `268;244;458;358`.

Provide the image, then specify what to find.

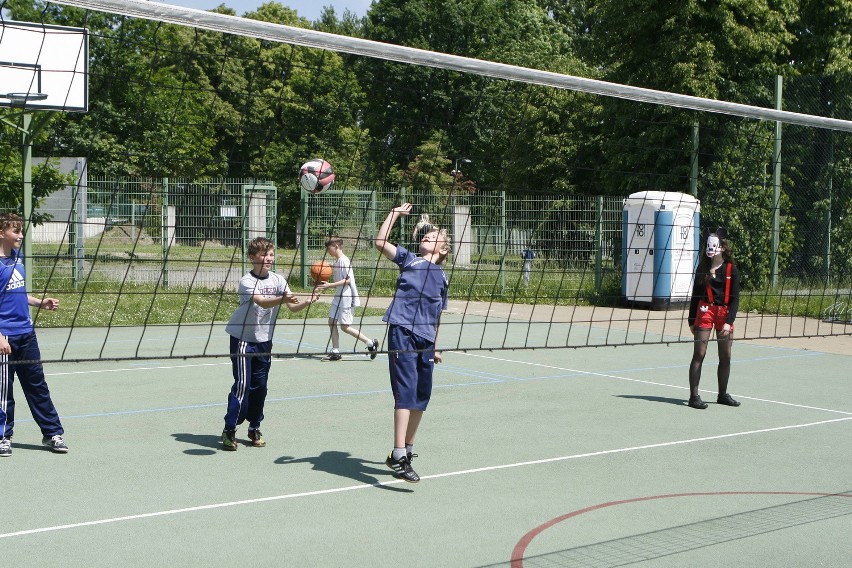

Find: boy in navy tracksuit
375;203;450;483
0;213;68;457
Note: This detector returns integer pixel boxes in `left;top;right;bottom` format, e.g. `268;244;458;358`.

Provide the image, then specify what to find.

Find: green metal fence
299;189;624;298
33;177;277;291
35;179;623;299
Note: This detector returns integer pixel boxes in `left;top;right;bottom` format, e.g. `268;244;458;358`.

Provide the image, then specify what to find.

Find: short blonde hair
413;214;452;261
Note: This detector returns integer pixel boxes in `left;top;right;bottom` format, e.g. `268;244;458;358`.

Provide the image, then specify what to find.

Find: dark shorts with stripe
387;325;434;411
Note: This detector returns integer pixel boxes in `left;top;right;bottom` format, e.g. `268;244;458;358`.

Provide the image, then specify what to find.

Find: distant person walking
315;236;378;361
521;246;535;287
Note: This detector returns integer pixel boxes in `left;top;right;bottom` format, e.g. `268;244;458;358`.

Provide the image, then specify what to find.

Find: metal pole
70;165;79;290
499;190;506;294
824;130;832;283
595;195;603;291
300;190;308;288
771;75;783;288
22;112;34;301
162;177;169;288
690;121;699;197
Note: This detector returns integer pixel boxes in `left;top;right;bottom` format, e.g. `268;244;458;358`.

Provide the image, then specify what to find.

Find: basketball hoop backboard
0;20;88;112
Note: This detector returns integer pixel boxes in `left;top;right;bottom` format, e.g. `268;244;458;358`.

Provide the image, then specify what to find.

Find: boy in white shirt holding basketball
315;236;378;361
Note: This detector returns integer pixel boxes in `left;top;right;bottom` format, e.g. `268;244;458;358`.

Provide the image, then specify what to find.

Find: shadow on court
276;450;413;493
8;441;56;453
480;492;852;568
616;394;688;406
171;432;221;455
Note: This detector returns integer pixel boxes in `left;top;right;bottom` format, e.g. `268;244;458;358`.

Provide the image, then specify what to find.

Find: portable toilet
622;191;700;309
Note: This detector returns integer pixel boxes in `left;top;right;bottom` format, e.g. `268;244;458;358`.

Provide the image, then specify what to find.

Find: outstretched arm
285;291;319;313
375;203;412;261
28;295;59;310
253;291;316;310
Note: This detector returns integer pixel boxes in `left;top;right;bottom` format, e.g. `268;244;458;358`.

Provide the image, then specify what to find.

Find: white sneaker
0;437;11;457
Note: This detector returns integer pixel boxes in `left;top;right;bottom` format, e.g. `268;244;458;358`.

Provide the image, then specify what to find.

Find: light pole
451;157;471;177
2;92;48;296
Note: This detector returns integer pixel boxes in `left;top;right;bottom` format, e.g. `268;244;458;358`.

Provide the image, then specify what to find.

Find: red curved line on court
511;491;852;568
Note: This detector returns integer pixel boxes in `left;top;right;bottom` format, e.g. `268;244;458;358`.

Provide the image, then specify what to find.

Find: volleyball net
0;0;850;363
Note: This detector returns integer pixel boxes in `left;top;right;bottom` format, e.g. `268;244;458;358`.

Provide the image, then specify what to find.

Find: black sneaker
717;393;741;407
385;453;420;483
326;352;342;361
222;428;238;451
688;395;708;409
42;434;69;453
367;340;378;360
247;429;266;447
0;437;11;457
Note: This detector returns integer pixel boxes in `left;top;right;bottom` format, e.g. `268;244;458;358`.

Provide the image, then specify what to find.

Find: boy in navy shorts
375;203;450;482
0;213;68;457
221;237;317;451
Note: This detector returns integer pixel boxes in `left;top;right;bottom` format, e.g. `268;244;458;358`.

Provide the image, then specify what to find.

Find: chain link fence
300;189;624;299
33;177;277;290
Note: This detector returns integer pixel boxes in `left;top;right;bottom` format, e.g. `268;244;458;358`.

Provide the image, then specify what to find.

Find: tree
360;0;587;193
787;0;852;282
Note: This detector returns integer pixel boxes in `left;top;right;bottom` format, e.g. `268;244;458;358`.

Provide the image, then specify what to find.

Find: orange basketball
310;260;333;283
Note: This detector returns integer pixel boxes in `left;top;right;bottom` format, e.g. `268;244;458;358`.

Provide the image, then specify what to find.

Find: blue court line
23;347;828;425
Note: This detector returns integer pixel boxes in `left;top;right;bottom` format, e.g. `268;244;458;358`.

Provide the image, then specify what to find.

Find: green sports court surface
2;308;851;567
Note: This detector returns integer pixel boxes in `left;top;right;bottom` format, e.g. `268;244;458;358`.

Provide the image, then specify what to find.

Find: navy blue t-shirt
382;245;449;342
0;251;33;336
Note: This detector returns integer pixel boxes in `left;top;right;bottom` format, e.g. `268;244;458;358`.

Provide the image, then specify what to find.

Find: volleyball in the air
299;159;335;194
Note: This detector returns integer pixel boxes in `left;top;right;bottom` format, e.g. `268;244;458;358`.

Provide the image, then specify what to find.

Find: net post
771;75;783;288
162;177;169;289
299;190;308;288
690;120;699;197
500;190;506;294
22;112;34;302
595;195;603;291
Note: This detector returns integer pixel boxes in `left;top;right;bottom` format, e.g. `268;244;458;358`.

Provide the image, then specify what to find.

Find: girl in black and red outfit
686;228;741;410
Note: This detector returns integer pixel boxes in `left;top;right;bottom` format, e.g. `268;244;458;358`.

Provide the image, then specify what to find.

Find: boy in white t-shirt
221;237;317;451
315;236;378;361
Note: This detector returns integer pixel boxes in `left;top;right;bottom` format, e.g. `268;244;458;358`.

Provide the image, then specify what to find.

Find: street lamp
451;157;472;177
2;92;48;296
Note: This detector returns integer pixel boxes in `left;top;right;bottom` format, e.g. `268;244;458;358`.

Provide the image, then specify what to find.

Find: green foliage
699;120;795;289
829;195;852;279
3;0;851;303
361;0;588;193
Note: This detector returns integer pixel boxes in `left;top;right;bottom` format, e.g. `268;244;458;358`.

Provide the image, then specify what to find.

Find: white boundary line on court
455;352;852;416
0;415;849;540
